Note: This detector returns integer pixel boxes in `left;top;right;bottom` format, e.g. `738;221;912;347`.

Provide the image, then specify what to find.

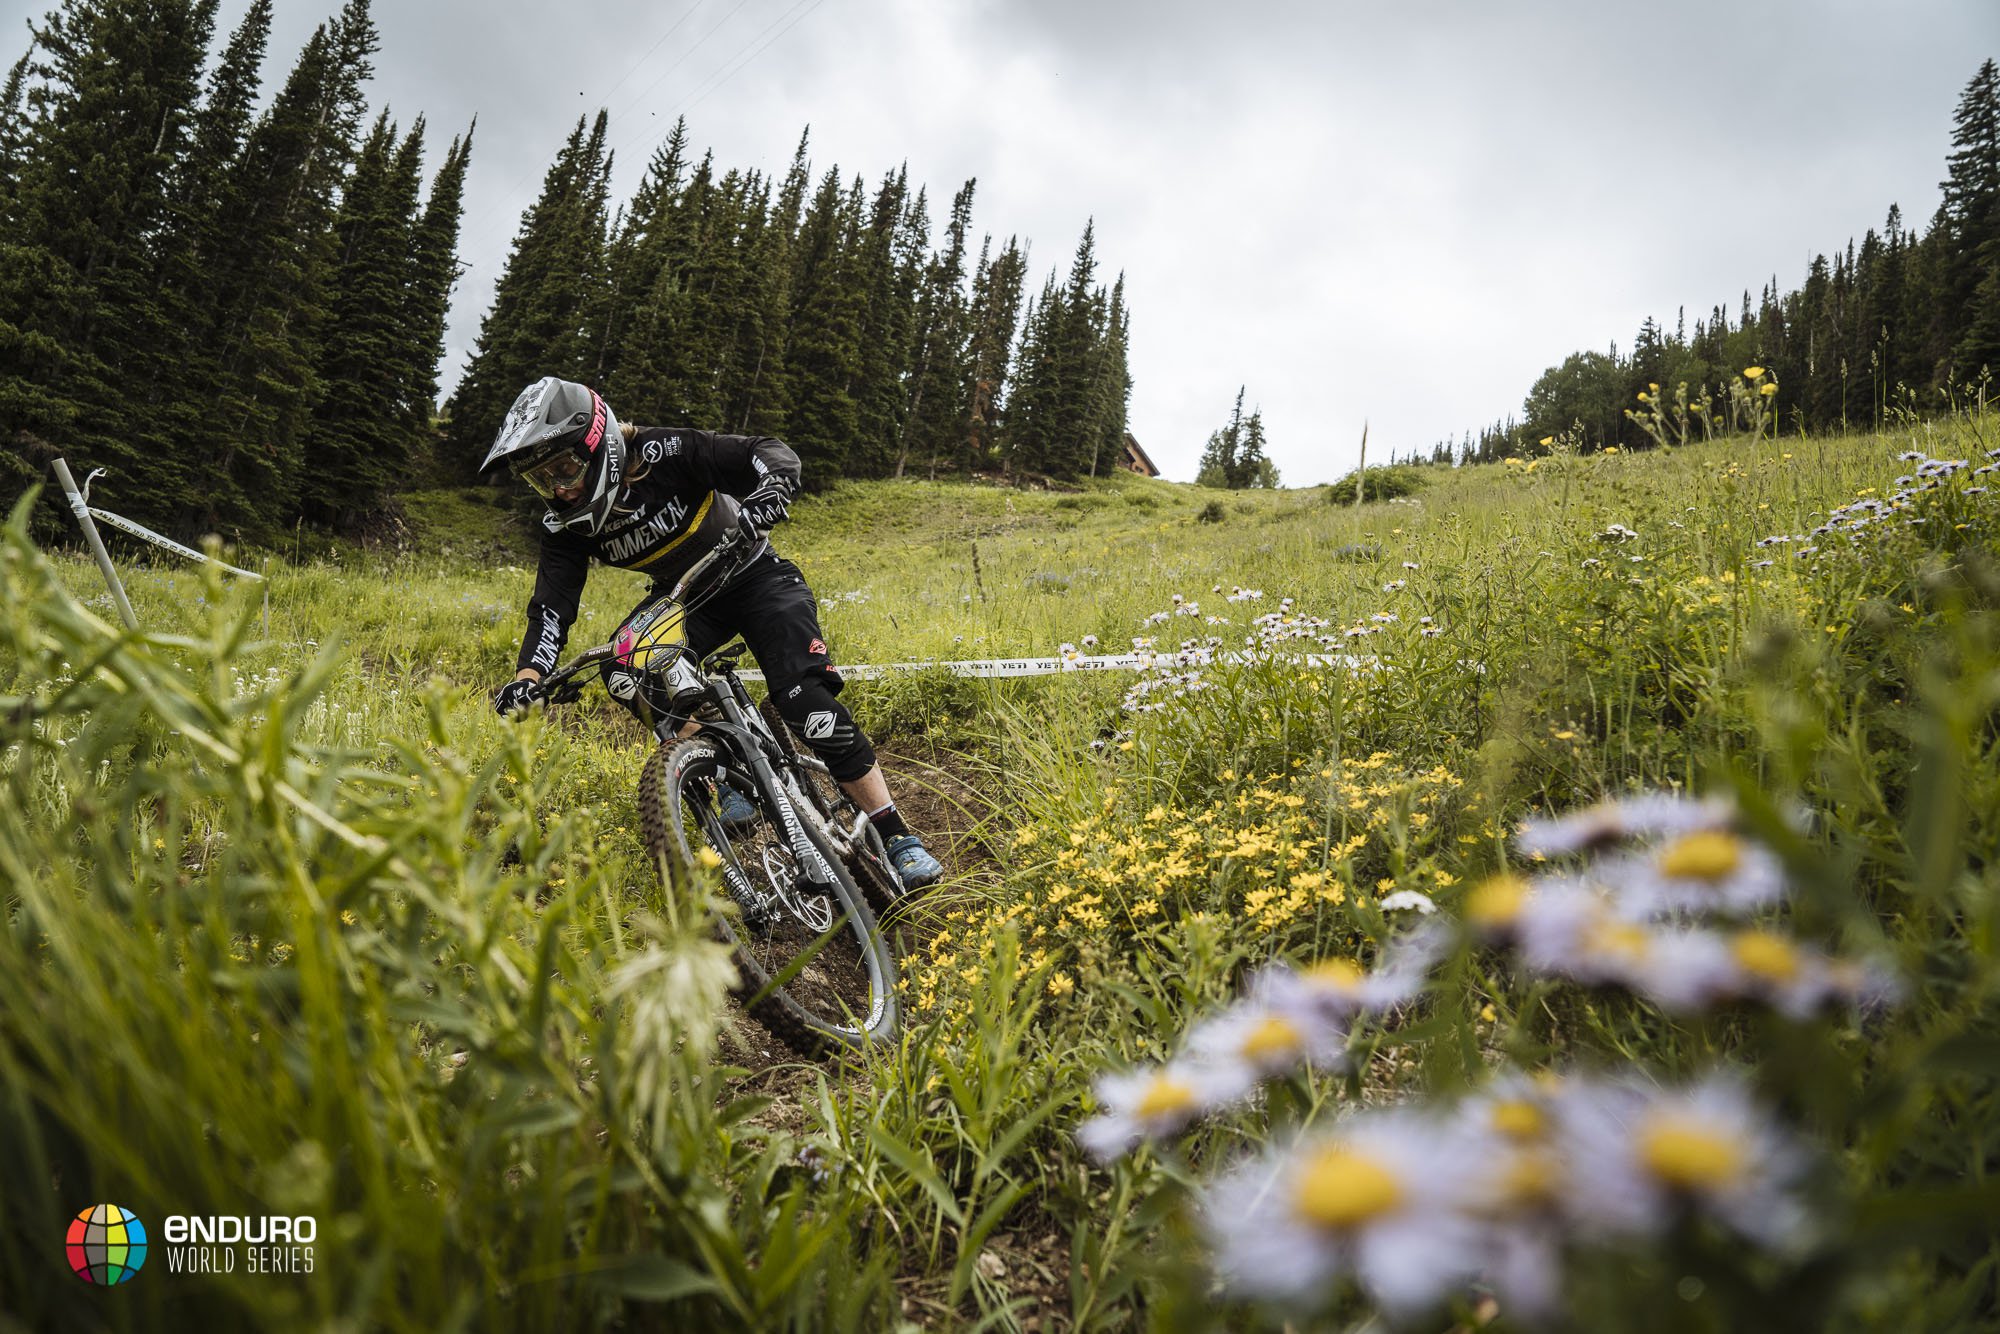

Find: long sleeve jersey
515;426;801;675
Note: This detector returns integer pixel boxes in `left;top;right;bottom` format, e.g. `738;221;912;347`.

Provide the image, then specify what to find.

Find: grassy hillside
5;414;2000;1330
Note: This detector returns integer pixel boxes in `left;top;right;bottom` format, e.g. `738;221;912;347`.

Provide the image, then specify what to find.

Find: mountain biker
483;375;944;891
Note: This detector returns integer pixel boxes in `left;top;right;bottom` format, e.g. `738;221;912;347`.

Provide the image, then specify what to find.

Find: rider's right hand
495;677;543;717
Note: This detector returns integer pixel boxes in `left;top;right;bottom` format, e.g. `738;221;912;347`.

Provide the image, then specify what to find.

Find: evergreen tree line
0;0;471;541
1431;56;2000;467
446;116;1133;485
1195;387;1279;488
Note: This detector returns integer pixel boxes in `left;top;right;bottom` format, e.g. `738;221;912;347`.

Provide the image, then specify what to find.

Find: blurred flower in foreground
1204;1112;1489;1315
1255;924;1449;1025
1600;828;1788;918
1184;999;1351;1082
1559;1075;1809;1248
1516;792;1733;858
1078;1061;1252;1162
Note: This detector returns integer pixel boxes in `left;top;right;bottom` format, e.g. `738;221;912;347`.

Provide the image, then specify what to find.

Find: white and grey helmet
481;376;627;535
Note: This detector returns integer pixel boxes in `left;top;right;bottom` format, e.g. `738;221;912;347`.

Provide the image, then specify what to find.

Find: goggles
517;447;590;501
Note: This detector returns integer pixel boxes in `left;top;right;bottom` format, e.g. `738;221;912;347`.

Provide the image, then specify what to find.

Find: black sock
867;802;910;840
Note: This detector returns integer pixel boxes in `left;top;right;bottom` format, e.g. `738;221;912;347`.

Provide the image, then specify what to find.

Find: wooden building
1120;432;1160;478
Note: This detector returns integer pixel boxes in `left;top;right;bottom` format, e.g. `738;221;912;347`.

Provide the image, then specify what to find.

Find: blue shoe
715;781;759;830
885;834;943;892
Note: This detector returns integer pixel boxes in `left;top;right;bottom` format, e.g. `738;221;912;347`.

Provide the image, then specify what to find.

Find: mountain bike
530;535;901;1055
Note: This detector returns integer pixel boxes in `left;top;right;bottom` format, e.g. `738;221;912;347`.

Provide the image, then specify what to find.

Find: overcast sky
8;1;1995;481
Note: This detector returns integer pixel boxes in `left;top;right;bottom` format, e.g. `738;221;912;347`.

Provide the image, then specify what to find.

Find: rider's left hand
737;492;789;543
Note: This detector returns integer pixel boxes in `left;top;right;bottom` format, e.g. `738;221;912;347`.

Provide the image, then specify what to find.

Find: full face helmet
481;376;627;535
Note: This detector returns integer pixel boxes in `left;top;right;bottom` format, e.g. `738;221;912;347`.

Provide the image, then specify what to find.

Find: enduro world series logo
67;1204;318;1282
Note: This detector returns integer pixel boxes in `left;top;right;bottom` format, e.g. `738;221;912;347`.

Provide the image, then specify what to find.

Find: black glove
495;677;543;717
736;489;789;543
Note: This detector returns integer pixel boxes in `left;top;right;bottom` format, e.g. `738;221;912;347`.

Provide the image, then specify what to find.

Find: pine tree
134;0;271;503
960;234;1024;472
197;0;380;535
1001;270;1063;475
0;0;217;525
849;166;919;476
1081;273;1131;477
297;110;419;525
898;178;974;477
447;110;613;471
1196;388;1245;488
402;122;472;480
0;53;31;213
1235;407;1278;487
1944;58;2000;375
783;168;865;473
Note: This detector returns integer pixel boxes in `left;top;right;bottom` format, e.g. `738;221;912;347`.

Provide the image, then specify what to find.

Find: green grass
5;414;2000;1330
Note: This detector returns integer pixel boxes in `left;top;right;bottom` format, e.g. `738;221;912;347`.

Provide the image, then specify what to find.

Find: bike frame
530;537;866;919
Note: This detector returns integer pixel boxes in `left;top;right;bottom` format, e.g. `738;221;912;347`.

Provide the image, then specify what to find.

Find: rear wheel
639;735;898;1055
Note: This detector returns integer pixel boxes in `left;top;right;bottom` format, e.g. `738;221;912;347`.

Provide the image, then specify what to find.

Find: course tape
739;650;1384;682
87;506;265;581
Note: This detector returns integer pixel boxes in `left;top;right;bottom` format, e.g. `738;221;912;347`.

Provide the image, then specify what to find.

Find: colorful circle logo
66;1204;147;1284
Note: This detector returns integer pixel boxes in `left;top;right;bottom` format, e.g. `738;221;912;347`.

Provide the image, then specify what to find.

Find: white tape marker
737;650;1386;682
88;507;265;580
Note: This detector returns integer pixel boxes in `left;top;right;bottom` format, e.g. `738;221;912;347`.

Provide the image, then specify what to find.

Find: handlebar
528;531;754;706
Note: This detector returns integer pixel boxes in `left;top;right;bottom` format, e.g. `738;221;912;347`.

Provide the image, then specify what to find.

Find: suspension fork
709;690;842;890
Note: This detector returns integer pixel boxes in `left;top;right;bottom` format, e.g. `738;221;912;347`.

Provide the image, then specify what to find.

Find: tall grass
4;412;1999;1329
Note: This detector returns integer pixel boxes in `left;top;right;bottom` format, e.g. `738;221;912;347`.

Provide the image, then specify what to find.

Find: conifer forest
0;0;1132;543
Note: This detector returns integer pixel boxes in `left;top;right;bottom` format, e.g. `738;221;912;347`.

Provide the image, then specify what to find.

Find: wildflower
1743;366;1766;380
1380;889;1437;914
1077;1060;1253;1161
1760;383;1779;398
1559;1075;1809;1248
1722;929;1902;1017
1184;999;1351;1081
1204;1112;1490;1314
1606;828;1788;918
1260;924;1449;1025
1515;793;1733;858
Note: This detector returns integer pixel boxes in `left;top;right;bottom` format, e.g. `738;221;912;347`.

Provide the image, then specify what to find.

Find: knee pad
772;673;875;782
600;658;681;731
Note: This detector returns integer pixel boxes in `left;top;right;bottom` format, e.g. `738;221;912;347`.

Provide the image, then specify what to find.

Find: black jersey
515;426;800;675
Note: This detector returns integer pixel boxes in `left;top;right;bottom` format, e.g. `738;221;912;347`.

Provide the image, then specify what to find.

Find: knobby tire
638;734;898;1056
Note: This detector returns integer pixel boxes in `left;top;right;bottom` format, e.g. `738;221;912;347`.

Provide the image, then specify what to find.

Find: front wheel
638;735;898;1055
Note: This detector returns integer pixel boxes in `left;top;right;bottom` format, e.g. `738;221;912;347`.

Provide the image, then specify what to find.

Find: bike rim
673;752;889;1041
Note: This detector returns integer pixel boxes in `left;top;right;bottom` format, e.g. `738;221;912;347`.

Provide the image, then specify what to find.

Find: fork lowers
640;733;899;1055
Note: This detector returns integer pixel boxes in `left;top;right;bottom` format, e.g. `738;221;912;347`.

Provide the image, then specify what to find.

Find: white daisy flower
1183;999;1352;1082
1204;1112;1491;1316
1076;1060;1253;1162
1454;1079;1573;1322
1515;792;1734;858
1379;889;1437;915
1604;829;1788;918
1720;929;1904;1018
1558;1075;1810;1249
1254;927;1444;1024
